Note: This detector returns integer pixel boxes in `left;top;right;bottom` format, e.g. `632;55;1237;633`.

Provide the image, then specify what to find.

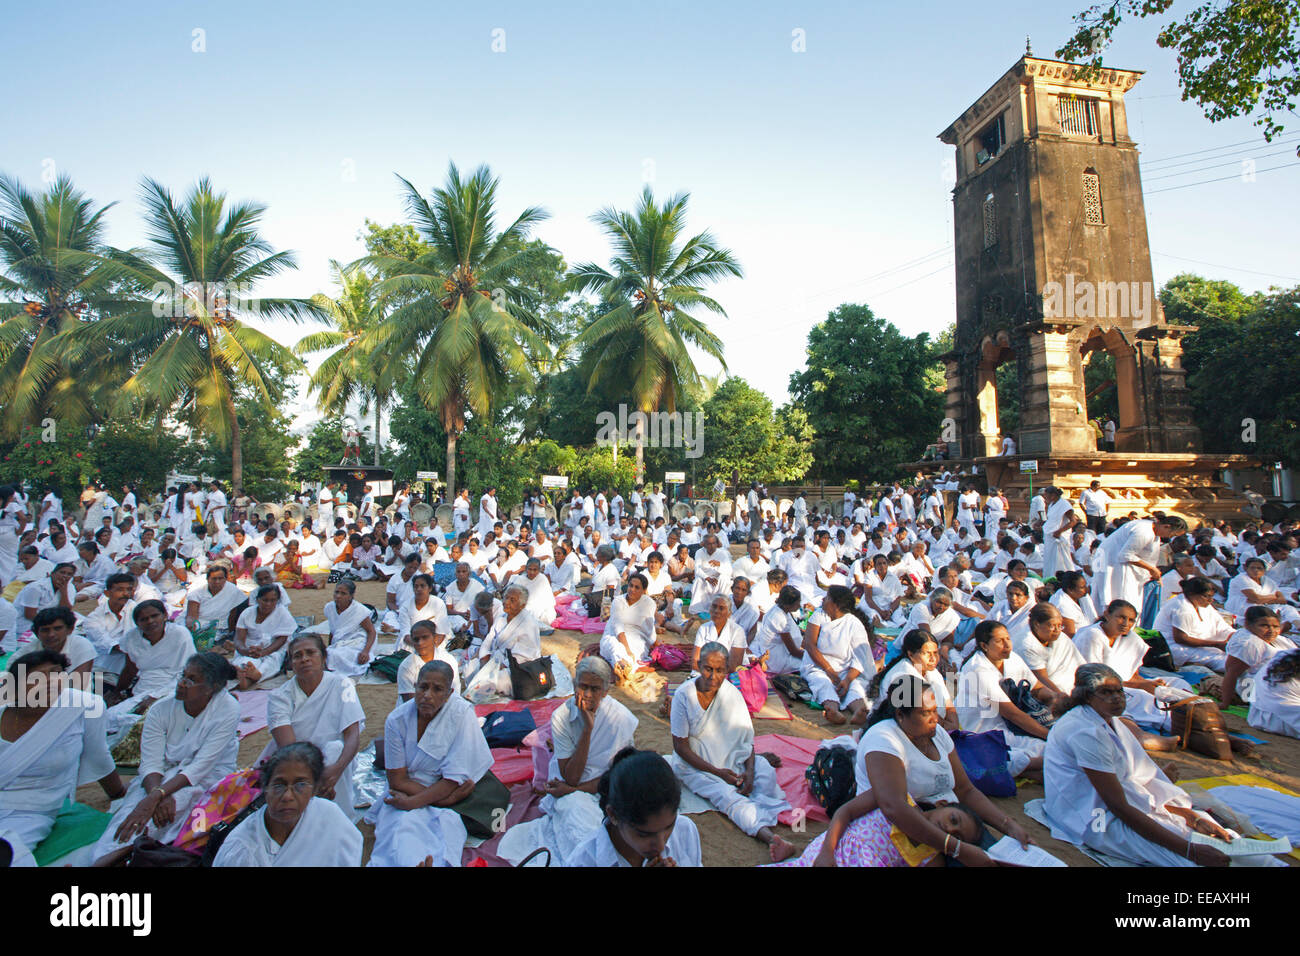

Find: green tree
198;396;298;500
297;261;394;466
788;303;945;481
63;178;318;493
1058;1;1300;145
569;186;741;482
696;377;813;484
0;174;130;434
92;419;199;494
359;163;553;497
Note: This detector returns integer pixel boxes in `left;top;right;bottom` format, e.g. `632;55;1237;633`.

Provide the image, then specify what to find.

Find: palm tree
0;174;133;434
62;178;318;493
297;261;393;465
359;162;553;497
569;186;741;480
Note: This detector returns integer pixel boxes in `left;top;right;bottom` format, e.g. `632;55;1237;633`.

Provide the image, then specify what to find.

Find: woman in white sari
213;742;362;867
1049;571;1096;638
1014;602;1087;696
874;630;956;731
1221;607;1296;710
0;485;28;588
1073;599;1195;731
1154;577;1234;670
1226;558;1299;630
955;621;1052;777
91;653;240;862
670;642;795;861
1095;516;1186;610
566;748;703;867
750;585;805;676
370;660;498;867
498;657;639;865
263;634;365;821
232;585;298;689
109;600;198;731
467;586;542;697
600;572;657;670
1252;648;1300;738
321;580;377;678
0;650;125;855
801;585;874;725
1044;663;1232;867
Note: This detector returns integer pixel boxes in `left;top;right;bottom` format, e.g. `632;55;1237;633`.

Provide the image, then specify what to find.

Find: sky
5;0;1297;439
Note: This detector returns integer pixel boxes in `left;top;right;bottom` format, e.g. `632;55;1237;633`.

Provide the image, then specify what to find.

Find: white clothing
323;599;374;678
855;718;957;803
600;594;657;667
213;797;362;867
801;613;871;708
263;671;366;820
396;647;461;697
565;814;702;867
232;603;298;678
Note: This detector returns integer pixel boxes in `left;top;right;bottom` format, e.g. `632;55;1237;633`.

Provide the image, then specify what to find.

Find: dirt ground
78;569;1300;867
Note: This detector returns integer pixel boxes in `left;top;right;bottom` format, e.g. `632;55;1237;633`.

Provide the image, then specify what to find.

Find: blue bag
480;709;537;748
950;729;1015;797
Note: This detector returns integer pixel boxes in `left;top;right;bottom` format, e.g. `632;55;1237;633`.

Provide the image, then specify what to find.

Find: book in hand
987;836;1066;867
1188;831;1291;857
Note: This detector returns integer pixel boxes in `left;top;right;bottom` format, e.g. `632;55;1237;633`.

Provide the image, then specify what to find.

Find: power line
1152;252;1300;283
1141;137;1300;173
1144;161;1300;194
1142;147;1300;182
1140;134;1300;167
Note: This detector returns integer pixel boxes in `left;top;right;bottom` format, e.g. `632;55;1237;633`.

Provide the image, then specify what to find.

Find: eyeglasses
266;781;314;797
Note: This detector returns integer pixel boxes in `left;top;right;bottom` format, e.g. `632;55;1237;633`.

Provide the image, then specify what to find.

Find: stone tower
938;56;1201;459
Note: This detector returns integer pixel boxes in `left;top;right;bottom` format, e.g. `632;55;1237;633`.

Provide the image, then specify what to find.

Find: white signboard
1019;460;1039;474
416;470;438;481
541;474;569;489
664;471;686;484
712;478;727;496
372;480;394;497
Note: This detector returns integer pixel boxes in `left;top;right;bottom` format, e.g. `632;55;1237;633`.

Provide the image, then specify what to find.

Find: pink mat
234;689;271;739
754;733;830;826
553;594;605;634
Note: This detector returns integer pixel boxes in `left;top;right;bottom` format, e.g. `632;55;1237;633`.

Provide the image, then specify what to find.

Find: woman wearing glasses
212;742;362;866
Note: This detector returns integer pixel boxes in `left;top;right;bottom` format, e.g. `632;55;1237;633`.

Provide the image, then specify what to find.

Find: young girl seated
771;789;987;867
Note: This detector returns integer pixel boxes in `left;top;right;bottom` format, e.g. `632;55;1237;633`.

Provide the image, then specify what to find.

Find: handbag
447;770;512;839
199;794;266;866
368;650;410;682
731;665;769;715
125;836;202;868
516;847;551;867
950;729;1016;797
1164;696;1232;760
650;642;690;671
507;650;554;701
772;673;814;706
999;677;1056;728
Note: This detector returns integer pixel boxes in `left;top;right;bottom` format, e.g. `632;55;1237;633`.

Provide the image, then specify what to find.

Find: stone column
1017;318;1093;455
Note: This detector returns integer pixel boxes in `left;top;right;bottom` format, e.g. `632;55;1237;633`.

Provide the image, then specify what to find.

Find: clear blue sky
6;0;1297;429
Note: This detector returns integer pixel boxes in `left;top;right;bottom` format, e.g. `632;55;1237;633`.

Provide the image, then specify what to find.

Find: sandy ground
77;569;1300;868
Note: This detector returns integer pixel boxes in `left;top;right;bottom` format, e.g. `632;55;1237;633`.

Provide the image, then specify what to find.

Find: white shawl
212;797;362;867
484;610;541;664
670;679;753;775
120;623;197;700
548;696;639;784
0;688;114;813
325;599;371;646
263;670;366;761
603;595;656;645
139;693;240;792
385;696;492;787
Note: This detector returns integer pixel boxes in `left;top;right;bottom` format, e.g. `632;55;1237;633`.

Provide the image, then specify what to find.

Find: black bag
368;650;410;682
507;650;554;701
999;677;1055;728
772;673;813;705
516;847;551;867
200;794;266;867
1135;627;1177;673
125;836;202;867
805;745;856;816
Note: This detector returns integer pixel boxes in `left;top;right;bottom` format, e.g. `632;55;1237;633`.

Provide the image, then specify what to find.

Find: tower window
976;113;1006;165
1082;170;1103;225
983;193;997;248
1059;96;1100;137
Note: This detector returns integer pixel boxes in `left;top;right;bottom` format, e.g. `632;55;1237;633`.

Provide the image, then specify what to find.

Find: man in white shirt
842;487;856;519
443;562;486;634
1079;480;1111;535
731;538;771;586
1103;418;1116;451
999;434;1017;456
1028;491;1047;527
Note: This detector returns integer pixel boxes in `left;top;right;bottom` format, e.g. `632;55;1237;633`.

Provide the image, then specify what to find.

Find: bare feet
768;835;796;862
824;706;847;726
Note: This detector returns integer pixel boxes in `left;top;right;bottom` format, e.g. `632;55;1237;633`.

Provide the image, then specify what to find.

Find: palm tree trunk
635;413;645;484
226;394;244;495
373;399;381;467
445;431;457;500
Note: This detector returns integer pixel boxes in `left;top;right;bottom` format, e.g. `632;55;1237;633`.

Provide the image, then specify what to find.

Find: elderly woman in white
856;553;909;628
955;620;1052;777
369;660;498;867
319;579;377;678
0;650;126;858
1014;602;1088;697
692;593;750;674
262;634;365;821
109;600;198;730
1226;557;1299;631
1043;663;1235;867
91;653;240;863
232;585;298;689
600;572;657;670
688;534;733;616
467;585;543;697
671;642;796;862
750;585;805;676
497;657;639;865
213;742;362;867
